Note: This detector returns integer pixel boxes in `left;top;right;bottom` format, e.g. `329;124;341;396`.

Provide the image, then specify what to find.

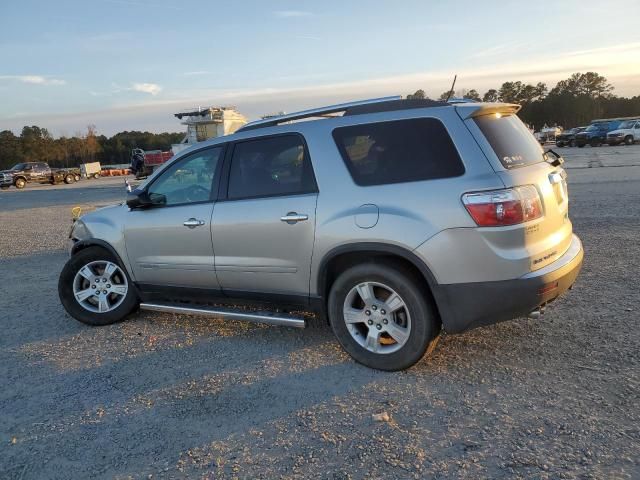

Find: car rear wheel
14;178;26;189
328;263;439;371
74;174;81;182
59;246;138;326
93;173;100;179
624;136;634;145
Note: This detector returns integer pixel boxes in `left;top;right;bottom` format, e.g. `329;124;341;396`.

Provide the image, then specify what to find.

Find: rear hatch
460;106;573;273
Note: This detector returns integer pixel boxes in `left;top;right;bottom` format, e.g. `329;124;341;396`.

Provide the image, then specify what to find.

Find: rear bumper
435;234;583;334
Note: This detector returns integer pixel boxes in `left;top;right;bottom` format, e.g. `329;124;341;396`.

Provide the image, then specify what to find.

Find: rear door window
332;118;464;186
227;134;317;200
473;114;545;169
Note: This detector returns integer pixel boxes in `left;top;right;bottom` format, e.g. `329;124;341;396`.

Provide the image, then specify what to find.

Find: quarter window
332;118;464;186
147;147;223;206
227;135;316;199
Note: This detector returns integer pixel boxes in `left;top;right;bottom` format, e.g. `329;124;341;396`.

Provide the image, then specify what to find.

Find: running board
139;302;306;328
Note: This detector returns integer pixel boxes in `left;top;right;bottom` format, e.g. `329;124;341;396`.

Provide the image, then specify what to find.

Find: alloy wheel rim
342;281;411;354
72;260;128;313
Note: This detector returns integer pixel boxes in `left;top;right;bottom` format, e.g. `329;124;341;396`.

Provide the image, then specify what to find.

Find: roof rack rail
237;96;402;132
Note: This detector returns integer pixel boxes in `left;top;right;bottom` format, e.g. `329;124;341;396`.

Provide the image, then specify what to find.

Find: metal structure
172;106;247;154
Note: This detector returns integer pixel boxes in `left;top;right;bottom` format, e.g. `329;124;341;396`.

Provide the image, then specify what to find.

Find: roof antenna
445;74;457;102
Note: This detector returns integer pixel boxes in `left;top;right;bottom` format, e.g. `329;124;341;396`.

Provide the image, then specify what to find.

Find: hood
607;129;627;135
0;169;16;175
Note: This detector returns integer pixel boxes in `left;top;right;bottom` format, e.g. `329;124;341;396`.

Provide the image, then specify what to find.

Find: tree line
0;126;184;170
407;72;640;130
2;71;637;171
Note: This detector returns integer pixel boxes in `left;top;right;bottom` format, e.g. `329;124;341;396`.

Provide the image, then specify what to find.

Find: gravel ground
0;149;639;479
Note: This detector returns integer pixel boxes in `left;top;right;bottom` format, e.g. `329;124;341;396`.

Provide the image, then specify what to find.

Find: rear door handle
183;218;205;228
280;212;308;224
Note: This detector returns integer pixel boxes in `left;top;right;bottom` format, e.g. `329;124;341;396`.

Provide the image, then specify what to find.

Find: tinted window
227;135;316;199
332;118;464;186
474;114;544;169
147;147;223;206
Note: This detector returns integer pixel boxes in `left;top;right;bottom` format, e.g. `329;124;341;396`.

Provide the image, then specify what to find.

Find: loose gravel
0;157;639;479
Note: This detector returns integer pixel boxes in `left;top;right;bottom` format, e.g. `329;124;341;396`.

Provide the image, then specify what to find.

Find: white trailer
80;162;102;179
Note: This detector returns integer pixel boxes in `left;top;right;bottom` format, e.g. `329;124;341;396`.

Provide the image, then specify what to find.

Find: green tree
550;72;614;98
463;89;481;101
482;89;499;102
406;89;426;100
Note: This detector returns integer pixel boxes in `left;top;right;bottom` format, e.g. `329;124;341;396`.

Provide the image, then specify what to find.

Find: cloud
274;10;313;18
132;83;162;95
0;75;66;86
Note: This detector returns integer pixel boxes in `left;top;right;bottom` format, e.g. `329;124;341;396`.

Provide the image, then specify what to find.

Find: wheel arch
316;243;445;323
72;239;131;275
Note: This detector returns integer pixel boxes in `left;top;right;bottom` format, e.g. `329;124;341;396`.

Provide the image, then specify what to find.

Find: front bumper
0;175;13;186
435;234;584;333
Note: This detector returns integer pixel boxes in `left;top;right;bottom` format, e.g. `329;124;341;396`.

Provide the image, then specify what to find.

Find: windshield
473;113;544;169
586;123;606;132
10;163;27;170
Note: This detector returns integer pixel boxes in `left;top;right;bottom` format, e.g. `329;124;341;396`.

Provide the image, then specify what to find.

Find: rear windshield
473;114;544;169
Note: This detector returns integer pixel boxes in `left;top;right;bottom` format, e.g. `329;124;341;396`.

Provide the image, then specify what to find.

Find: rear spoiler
454;102;521;120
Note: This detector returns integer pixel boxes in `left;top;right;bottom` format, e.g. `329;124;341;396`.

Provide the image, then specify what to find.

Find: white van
607;119;640;145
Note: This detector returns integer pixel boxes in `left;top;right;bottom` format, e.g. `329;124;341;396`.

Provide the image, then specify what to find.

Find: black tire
14;177;26;189
74;174;81;182
328;263;439;371
64;174;74;184
590;140;601;147
624;136;634;146
93;173;100;179
556;141;565;148
58;246;138;326
578;144;585;148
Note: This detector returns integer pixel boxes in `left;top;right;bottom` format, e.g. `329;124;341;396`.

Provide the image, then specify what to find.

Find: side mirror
126;189;166;209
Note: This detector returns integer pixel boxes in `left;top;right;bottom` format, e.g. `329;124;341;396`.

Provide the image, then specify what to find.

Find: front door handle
280;212;308;224
183;218;205;228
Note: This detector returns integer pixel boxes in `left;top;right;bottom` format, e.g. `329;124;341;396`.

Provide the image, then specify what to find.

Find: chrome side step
139;302;306;329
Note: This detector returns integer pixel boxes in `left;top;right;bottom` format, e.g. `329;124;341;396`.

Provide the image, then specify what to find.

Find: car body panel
212;193;318;295
123;203;219;288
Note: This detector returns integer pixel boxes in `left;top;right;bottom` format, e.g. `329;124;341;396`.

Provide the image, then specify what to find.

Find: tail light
462;185;543;226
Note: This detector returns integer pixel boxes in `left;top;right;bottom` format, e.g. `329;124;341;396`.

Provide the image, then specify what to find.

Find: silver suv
58;97;583;371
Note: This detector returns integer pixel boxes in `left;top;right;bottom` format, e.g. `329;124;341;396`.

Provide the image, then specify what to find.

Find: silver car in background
59;97;583;370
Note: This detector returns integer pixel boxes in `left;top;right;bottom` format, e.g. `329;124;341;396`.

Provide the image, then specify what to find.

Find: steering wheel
184;184;210;203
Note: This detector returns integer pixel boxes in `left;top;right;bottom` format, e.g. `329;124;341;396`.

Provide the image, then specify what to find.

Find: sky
1;0;639;136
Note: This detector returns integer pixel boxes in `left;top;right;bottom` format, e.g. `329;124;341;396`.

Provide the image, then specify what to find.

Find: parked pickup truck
574;120;623;147
0;162;81;189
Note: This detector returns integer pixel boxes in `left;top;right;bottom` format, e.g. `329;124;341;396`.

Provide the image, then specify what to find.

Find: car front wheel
58;246;138;326
328;263;439;371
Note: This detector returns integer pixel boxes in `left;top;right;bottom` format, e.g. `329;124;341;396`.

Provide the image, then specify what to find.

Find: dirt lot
1;146;639;479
